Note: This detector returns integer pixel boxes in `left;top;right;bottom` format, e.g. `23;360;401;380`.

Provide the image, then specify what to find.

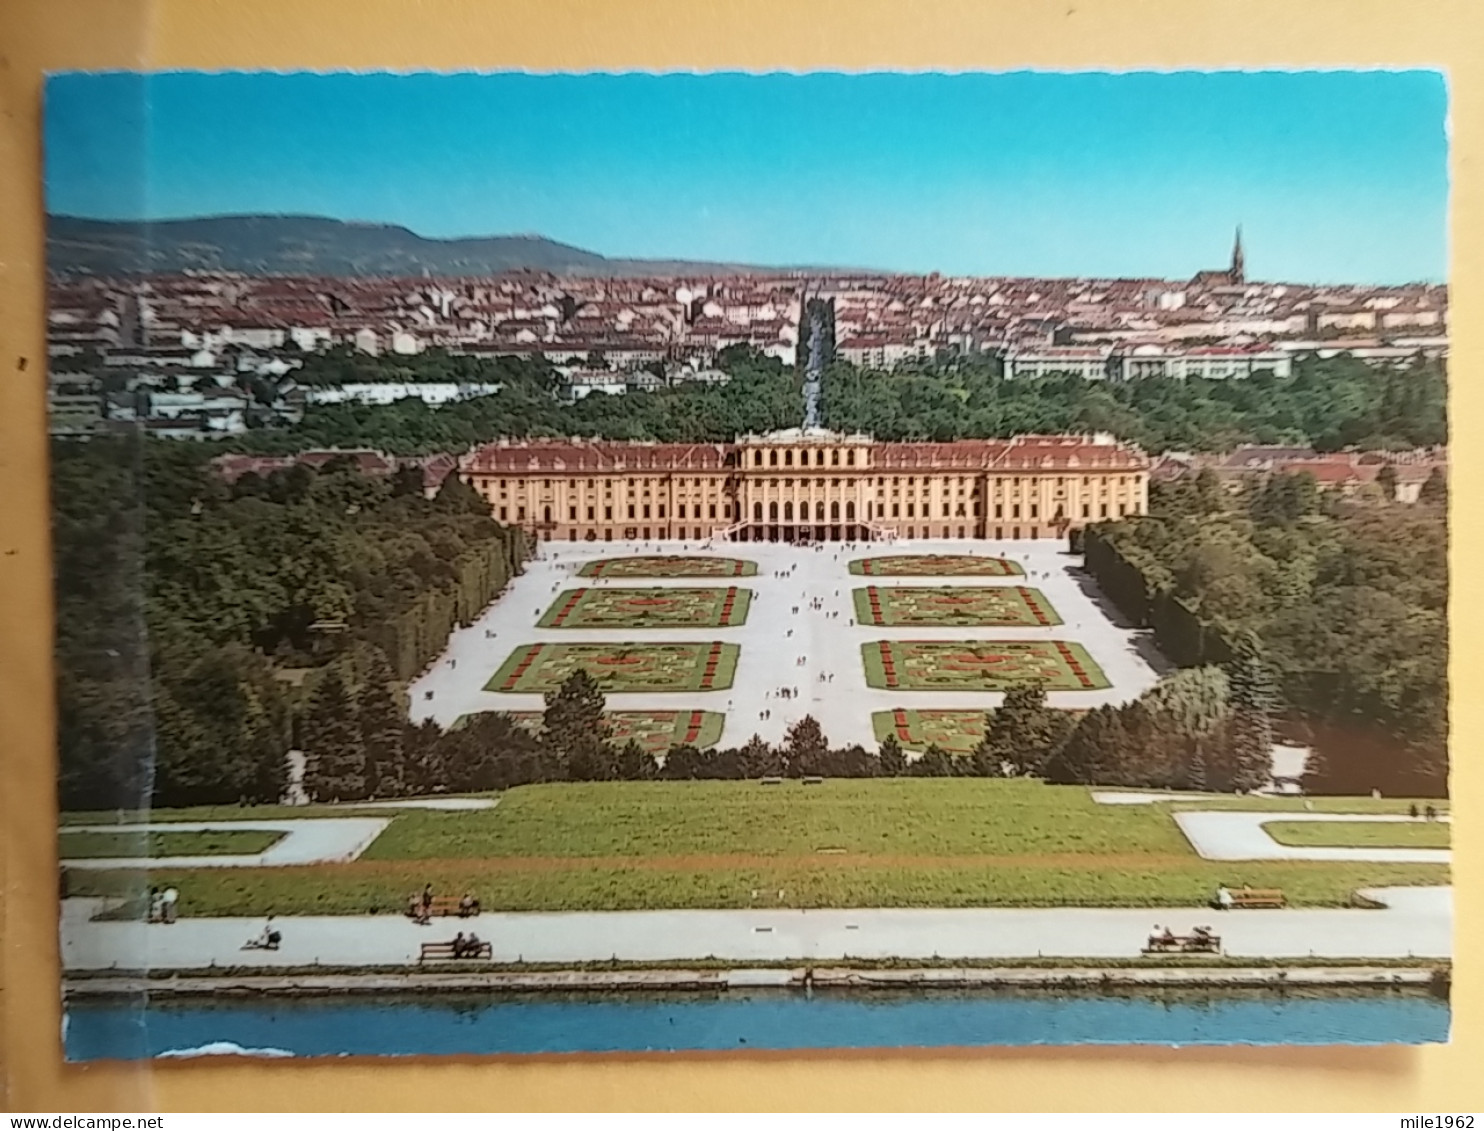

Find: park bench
406;896;481;920
802;776;824;786
1142;930;1221;955
419;940;493;963
759;777;784;786
1229;888;1286;909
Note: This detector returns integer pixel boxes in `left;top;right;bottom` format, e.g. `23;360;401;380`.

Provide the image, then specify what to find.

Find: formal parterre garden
862;640;1109;691
578;556;757;578
872;708;1088;756
853;585;1061;627
539;586;751;629
64;781;1448;917
453;709;726;754
849;554;1024;577
486;642;740;693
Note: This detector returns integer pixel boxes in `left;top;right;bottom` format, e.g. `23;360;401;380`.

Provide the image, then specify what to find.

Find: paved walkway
1173;811;1451;865
60;886;1451;971
408;538;1164;750
62;818;391;870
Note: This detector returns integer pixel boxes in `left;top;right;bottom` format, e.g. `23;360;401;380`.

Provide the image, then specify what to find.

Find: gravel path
408;538;1164;750
1172;811;1450;864
60;886;1451;971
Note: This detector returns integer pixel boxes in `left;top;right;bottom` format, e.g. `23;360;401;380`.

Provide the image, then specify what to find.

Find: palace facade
459;430;1149;544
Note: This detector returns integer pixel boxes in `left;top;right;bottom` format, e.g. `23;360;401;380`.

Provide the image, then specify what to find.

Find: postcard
46;70;1450;1060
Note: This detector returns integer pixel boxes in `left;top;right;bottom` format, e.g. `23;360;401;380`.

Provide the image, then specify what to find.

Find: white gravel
408;537;1163;750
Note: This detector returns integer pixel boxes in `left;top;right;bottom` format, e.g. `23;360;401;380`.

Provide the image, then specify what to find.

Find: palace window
678;505;686;519
907;503;915;517
815;450;825;466
995;504;1003;518
754;502;764;521
628;505;636;519
1081;504;1089;518
605;506;613;520
1012;504;1021;518
1030;504;1038;519
785;450;794;466
755;451;763;466
847;451;856;466
587;506;595;520
770;451;778;466
500;507;508;521
892;503;900;517
568;506;577;520
643;505;651;519
518;506;526;520
709;504;716;519
832;450;840;466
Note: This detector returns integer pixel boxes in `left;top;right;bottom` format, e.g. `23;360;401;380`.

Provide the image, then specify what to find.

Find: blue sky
44;71;1447;283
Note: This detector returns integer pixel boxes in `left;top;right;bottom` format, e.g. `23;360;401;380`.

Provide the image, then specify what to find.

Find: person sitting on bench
459;893;478;917
463;931;482;956
451;931;468;958
1215;885;1234;910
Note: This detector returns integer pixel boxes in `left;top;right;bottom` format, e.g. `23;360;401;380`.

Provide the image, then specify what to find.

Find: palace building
459;429;1150;544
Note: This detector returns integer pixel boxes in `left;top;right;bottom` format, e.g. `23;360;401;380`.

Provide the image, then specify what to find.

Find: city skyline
45;71;1448;285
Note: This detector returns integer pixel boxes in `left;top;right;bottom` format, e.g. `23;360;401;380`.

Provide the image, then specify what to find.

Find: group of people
407;885;481;925
244;916;282;951
448;930;485;958
147;886;179;924
1408;803;1442;820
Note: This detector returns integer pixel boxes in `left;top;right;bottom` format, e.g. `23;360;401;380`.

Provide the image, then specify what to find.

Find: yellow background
1;0;1479;1111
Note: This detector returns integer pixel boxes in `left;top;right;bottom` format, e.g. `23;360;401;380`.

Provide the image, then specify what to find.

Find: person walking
161;886;179;925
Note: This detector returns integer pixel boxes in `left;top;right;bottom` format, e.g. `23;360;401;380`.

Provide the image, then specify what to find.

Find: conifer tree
738;734;782;778
784;715;829;777
909;743;953;777
301;668;367;801
877;731;907;777
615;738;658;781
542;669;612;780
357;648;406;797
1419;466;1447;506
1227;636;1276;793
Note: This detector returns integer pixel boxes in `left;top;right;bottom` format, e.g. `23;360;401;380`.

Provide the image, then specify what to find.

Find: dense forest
819;353;1445;452
54;438;526;809
1082;469;1448;796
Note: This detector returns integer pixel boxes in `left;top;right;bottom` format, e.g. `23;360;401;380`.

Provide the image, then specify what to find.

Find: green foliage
1086;477;1447;796
301;668;366;802
52;437;527;809
233;345;803;455
877;732;907;777
974;684;1075;777
820;353;1445;452
542;669;614;781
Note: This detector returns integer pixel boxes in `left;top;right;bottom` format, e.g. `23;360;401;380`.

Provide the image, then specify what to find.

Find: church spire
1232;225;1245;283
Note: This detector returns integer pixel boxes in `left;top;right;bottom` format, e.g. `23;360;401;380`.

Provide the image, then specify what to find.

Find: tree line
234;345;805;456
298;662;1280;802
819;352;1445;453
1082;467;1447;796
54;438;527;810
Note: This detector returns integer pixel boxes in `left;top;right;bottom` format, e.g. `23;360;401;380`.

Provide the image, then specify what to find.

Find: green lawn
1263;820;1452;849
59;829;283;859
63;780;1449;916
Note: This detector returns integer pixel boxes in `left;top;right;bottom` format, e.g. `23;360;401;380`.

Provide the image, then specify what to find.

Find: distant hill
46;214;830;278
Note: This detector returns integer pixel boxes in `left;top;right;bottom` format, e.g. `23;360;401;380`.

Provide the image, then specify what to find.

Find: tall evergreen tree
783;715;829;777
542;669;612;781
877;731;907;777
1226;636;1276;793
1375;463;1399;502
301;668;367;801
357;648;406;798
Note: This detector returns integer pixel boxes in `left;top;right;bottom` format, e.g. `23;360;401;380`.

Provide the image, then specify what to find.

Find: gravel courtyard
409;538;1164;750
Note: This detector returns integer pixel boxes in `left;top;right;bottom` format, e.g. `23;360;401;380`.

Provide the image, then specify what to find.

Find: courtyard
409;537;1165;749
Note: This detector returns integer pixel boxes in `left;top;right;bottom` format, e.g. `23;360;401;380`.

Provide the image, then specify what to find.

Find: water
65;990;1448;1060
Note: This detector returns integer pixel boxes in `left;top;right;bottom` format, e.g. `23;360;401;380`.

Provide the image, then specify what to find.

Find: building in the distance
458;430;1150;544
